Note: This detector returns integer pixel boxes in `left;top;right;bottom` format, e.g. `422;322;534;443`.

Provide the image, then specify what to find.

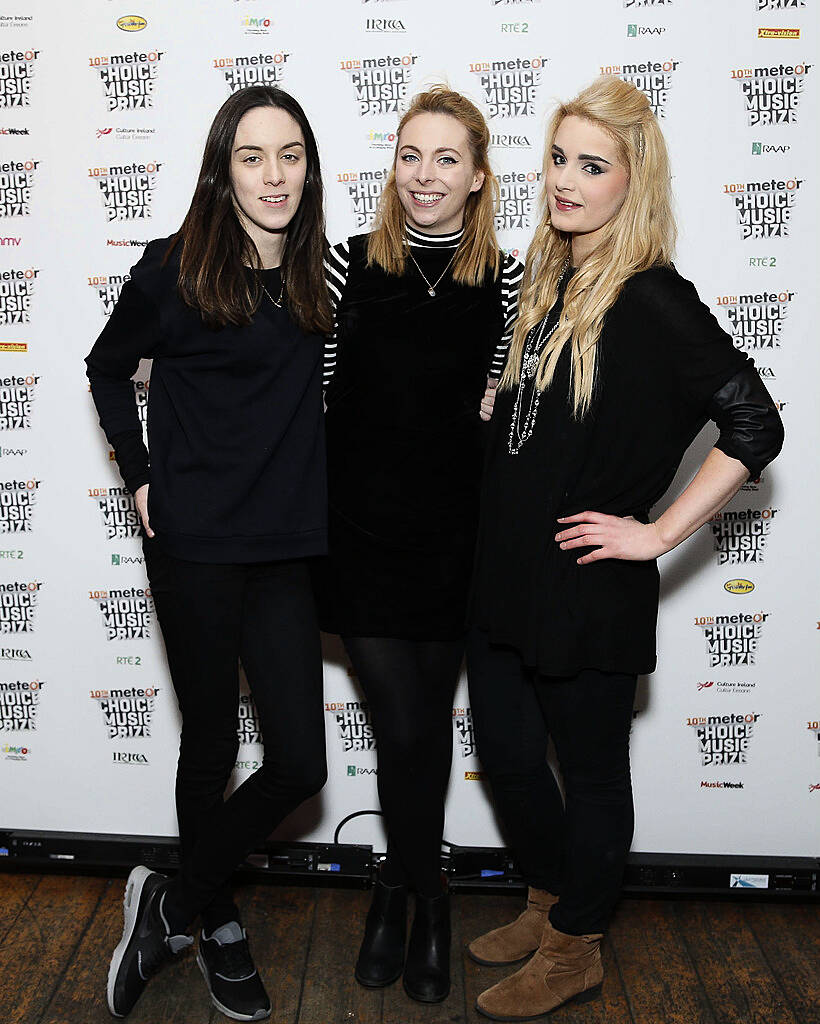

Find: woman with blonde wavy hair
317;85;523;1003
465;76;783;1020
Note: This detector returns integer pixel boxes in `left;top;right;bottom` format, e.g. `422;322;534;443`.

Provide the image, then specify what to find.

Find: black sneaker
197;921;271;1021
107;865;193;1018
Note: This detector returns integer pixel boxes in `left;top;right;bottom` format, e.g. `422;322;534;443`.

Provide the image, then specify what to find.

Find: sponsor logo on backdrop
495;170;540;231
808;719;820;754
741;473;764;493
325;699;376;751
0;236;21;245
0;15;34;29
0;580;40;633
710;507;778;565
810;783;820;793
694;611;769;667
366;128;396;150
491;133;532;150
732;63;811;125
0;266;38;325
0;373;37;429
214;52;289;93
624;0;673;6
113;751;149;764
0;678;43;731
117;15;147;32
697;679;757;694
89;586;153;640
97;127;157;143
453;706;476;757
341;53;417;115
366;18;406;31
501;22;531;33
90;685;158;738
469;56;548;119
724;177;802;240
2;740;29;760
687;712;760;765
701;780;743;788
107;238;148;248
89;50;163;111
752;142;791;155
0;450;26;458
88;273;131;316
337;168;389;229
111;553;144;566
724;579;755;595
627;24;666;36
347;764;377;776
0;343;26;353
600;58;679;117
0;49;39;108
757;1;806;9
717;289;793;350
0;127;28;135
465;770;486;780
89;487;142;539
0;157;38;216
0;477;37;534
0;645;30;659
491;0;541;6
758;27;800;38
89;162;161;222
241;16;271;34
238;692;262;743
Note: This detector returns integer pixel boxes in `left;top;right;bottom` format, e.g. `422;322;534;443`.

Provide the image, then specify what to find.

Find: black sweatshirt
85;236;327;564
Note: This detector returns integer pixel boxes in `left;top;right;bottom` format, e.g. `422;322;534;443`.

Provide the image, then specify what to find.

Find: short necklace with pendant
405;241;458;298
259;271;284;308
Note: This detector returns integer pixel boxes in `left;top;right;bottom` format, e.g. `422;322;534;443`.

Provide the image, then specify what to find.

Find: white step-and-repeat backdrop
1;0;818;862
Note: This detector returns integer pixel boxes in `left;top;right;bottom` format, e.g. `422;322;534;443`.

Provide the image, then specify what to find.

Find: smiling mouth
410;192;445;206
261;195;287;205
554;196;582;211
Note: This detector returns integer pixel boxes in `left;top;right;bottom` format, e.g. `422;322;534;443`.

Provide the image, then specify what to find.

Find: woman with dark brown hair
86;85;332;1021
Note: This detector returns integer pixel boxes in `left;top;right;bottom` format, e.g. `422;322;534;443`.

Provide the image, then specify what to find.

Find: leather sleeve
709;362;784;479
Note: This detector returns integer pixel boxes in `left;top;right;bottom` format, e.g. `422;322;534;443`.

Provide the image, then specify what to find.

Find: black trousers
466;627;637;935
143;538;327;930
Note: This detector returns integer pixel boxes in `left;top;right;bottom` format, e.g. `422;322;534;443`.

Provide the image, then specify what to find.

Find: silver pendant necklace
259;272;285;308
405;242;458;298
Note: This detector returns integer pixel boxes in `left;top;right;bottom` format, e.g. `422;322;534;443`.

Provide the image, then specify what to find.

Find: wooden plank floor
2;872;818;1024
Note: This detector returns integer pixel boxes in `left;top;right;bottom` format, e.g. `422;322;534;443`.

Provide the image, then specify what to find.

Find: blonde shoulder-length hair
367;85;501;286
500;76;676;417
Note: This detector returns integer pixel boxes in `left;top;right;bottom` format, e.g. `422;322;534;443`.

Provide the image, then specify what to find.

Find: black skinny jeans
143;539;327;931
467;627;637;936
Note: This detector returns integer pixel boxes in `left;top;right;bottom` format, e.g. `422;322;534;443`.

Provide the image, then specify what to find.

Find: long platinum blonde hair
500;76;676;417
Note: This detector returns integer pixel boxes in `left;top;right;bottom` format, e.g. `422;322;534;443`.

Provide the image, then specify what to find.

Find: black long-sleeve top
85;236;327;564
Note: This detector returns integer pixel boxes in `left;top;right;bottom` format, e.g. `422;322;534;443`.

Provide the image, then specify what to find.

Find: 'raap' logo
469;56;548;119
0;158;38;216
731;63;812;125
341;53;418;116
710;507;779;566
88;486;142;540
495;170;540;231
0;580;41;634
88;272;131;316
723;177;803;240
687;712;760;765
337;168;389;229
0;373;38;430
627;24;666;36
453;706;476;758
600;59;680;117
89;50;164;111
89;587;153;641
694;611;769;667
213;53;289;93
88;162;162;222
0;678;44;731
0;266;39;325
0;49;39;108
0;477;38;534
752;141;792;155
716;289;794;350
326;699;376;751
697;679;757;694
90;685;158;738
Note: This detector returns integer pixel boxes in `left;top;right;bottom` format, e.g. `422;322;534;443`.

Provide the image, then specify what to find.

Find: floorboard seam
0;873;42;950
673;902;721;1024
606;924;637;1024
294;889;319;1024
746;908;800;1022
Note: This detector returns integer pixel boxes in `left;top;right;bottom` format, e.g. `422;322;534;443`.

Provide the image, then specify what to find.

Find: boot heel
574;983;602;1004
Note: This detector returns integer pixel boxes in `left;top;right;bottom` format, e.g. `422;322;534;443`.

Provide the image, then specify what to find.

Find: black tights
342;636;464;897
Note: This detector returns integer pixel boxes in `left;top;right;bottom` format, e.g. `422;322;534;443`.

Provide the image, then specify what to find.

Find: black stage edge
1;831;817;898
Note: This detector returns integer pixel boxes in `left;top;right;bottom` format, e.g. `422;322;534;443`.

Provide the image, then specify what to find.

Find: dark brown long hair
168;86;332;335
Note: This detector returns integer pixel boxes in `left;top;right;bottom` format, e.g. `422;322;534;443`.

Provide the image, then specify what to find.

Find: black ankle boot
355;880;407;988
403;891;450;1003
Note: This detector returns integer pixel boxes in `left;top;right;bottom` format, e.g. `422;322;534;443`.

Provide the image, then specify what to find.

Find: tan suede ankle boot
475;917;603;1021
467;888;558;966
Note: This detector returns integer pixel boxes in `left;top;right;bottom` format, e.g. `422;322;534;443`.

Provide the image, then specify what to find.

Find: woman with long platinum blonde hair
465;76;783;1021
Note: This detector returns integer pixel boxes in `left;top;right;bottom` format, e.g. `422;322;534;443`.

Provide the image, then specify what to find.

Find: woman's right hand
134;483;154;538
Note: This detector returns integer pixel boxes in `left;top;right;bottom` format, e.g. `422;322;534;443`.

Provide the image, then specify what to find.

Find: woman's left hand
555;512;668;565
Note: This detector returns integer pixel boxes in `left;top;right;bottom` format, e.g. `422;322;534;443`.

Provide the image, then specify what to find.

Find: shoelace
210;937;255;979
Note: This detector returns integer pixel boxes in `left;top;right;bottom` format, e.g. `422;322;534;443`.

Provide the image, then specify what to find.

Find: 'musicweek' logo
0;266;38;325
732;63;812;125
89;50;163;111
0;477;38;534
710;506;779;566
340;54;418;115
496;170;540;230
694;611;769;667
0;373;37;429
453;706;476;758
600;58;679;117
0;678;43;731
90;685;158;738
213;52;289;93
686;712;760;765
89;586;153;641
337;168;389;229
325;699;376;751
0;158;38;216
88;272;131;316
469;56;548;119
0;49;39;108
238;693;262;744
0;580;41;633
88;162;161;222
724;177;803;240
88;486;142;540
716;288;794;350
